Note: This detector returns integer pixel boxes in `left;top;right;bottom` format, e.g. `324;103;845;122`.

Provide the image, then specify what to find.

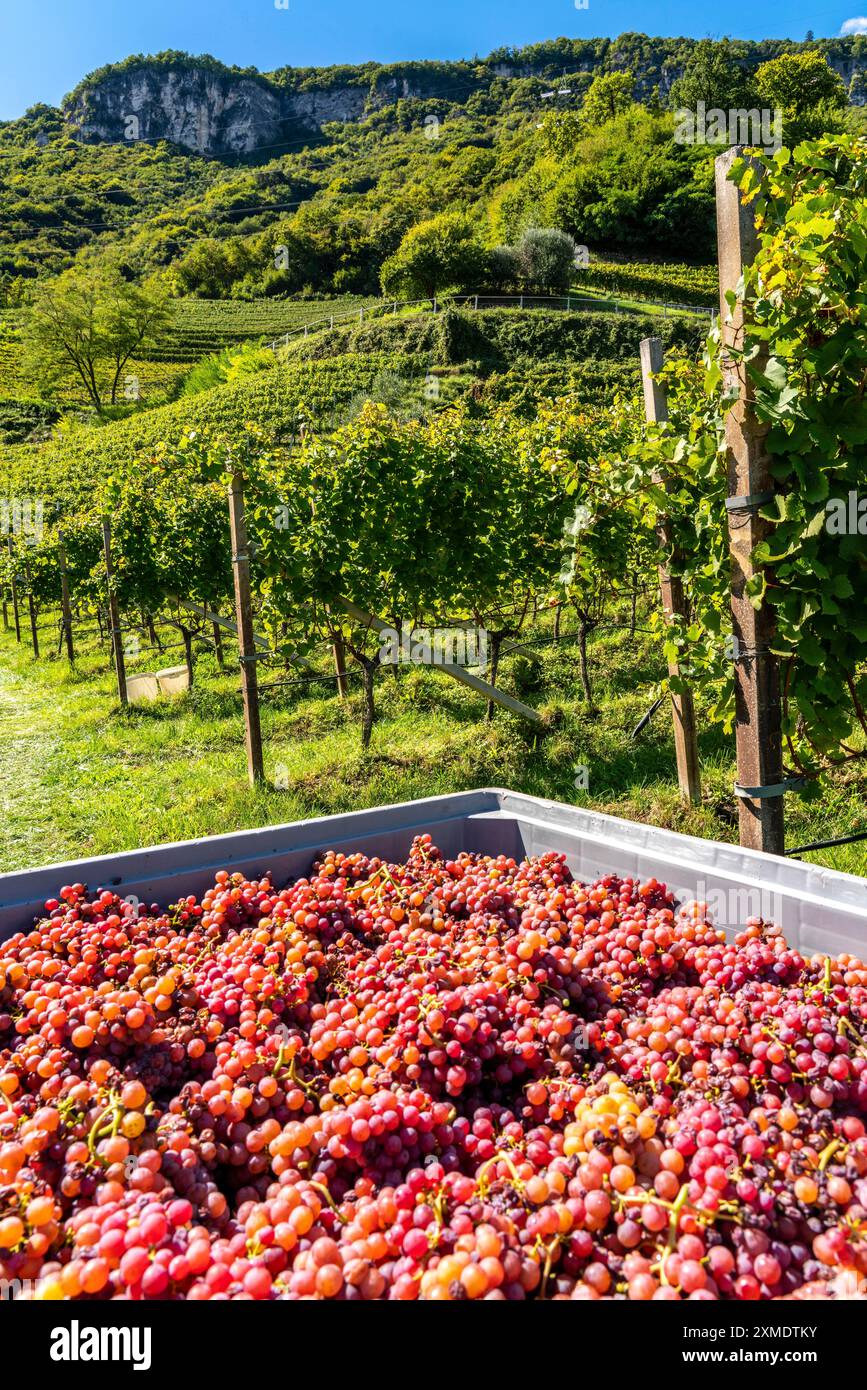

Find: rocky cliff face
62;64;449;155
64;67;289;155
61;45;867;157
63;64;371;156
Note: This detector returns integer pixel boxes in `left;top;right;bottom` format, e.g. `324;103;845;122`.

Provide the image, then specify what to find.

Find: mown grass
0;601;865;879
571;285;713;321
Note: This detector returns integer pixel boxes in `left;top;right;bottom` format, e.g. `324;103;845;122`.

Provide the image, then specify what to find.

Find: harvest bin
2;788;866;957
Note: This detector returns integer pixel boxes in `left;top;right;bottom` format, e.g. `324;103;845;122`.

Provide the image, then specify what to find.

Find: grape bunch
1;839;866;1299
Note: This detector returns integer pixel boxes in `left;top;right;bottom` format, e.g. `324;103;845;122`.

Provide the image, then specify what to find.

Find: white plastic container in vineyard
1;790;865;954
156;666;190;696
126;673;161;703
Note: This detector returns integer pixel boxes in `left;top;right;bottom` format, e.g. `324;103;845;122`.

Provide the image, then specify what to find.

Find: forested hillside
2;33;866;295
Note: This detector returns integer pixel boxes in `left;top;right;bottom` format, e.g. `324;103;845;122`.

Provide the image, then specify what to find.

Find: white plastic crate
1;789;865;955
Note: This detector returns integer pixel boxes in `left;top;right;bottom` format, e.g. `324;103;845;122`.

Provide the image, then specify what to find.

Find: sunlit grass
0;600;865;878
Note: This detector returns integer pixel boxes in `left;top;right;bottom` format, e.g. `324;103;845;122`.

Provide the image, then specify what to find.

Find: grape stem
818;1138;842;1171
477;1150;525;1195
86;1095;121;1164
306;1180;348;1225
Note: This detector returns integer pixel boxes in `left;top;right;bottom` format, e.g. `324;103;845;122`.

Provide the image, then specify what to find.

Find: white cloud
841;16;867;33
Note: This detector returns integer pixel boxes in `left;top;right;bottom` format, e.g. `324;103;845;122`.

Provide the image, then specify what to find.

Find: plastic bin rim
1;786;865;900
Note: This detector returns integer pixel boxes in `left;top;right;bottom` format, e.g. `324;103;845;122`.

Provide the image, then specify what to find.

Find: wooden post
333;633;348;698
58;532;75;663
715;147;784;855
2;596;7;630
180;625;195;689
7;537;20;642
102;517;128;707
212;616;225;669
640;336;701;805
228;472;264;785
23;560;39;657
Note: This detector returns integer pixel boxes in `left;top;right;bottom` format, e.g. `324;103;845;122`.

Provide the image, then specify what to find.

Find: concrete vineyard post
101;517;128;707
715;147;785;855
228;471;264;785
7;536;21;643
58;532;75;663
639;336;701;806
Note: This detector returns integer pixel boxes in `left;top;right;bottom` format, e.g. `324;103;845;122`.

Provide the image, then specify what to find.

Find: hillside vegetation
3;34;864;297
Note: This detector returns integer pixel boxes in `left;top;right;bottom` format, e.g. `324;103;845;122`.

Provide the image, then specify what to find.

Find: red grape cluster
1;839;867;1299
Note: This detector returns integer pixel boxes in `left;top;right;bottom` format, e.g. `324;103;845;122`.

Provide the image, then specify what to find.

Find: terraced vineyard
0;297;382;415
576;259;718;308
147;296;380;366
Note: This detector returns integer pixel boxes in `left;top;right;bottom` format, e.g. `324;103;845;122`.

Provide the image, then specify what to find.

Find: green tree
167;237;259;298
516;227;578;292
380;212;487;300
539;108;583;160
487;245;521;289
548;107;715;257
668;38;758;113
580;72;635;129
24;263;170;412
755;51;847;144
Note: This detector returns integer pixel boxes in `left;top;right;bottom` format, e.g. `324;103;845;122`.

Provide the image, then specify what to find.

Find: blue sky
0;0;861;120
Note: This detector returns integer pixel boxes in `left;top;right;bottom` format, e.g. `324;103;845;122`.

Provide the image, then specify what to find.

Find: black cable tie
732;646;772;660
734;777;808;799
725;491;774;512
238;653;261;665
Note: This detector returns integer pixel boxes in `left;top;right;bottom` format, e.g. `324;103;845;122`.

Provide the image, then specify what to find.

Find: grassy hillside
0;295;380;417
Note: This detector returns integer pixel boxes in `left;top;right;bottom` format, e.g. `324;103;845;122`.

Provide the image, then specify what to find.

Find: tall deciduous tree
668;38;758;114
580;72;636;129
380;212;487;301
755;51;847;143
25;262;170;412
